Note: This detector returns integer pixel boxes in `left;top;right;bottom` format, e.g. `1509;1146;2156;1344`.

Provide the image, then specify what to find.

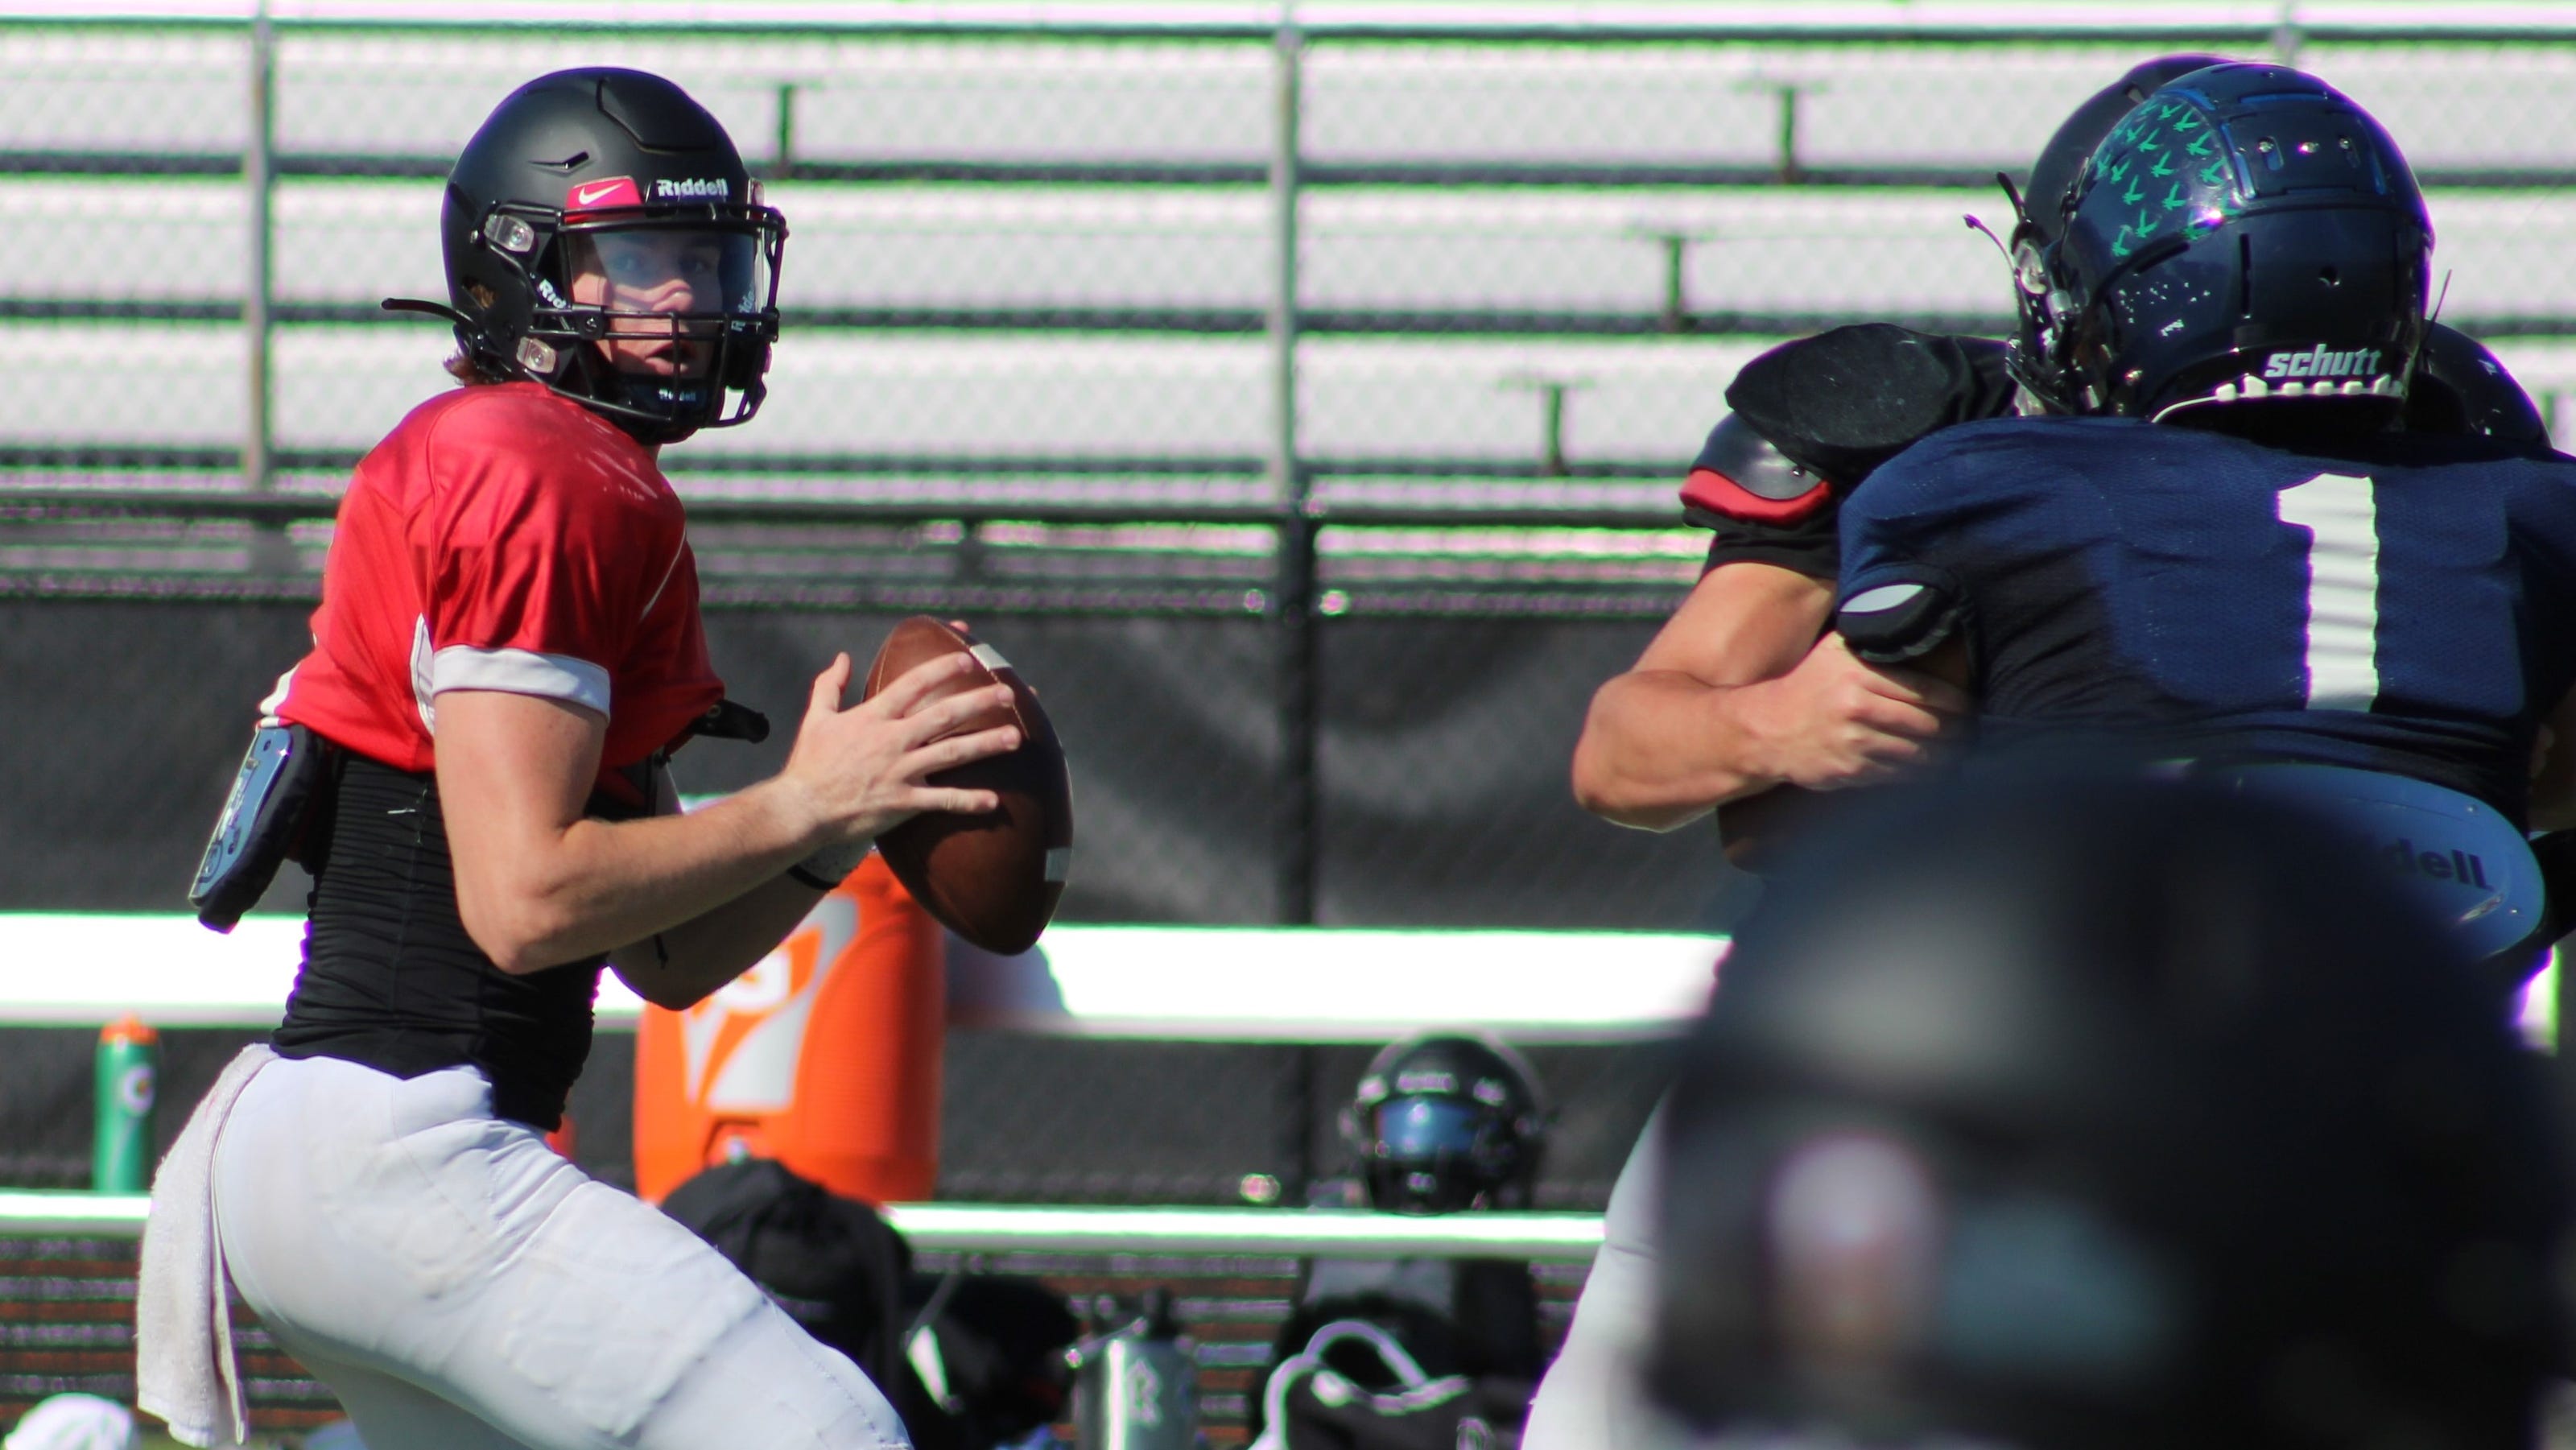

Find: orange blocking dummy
634;852;945;1205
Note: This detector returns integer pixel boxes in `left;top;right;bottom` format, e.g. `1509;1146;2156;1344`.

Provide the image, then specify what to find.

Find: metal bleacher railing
20;9;2576;502
7;3;2575;927
0;1189;1604;1259
0;1190;1604;1437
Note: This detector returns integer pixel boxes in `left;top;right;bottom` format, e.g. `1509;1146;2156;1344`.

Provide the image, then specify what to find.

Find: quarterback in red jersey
275;382;723;787
141;71;991;1450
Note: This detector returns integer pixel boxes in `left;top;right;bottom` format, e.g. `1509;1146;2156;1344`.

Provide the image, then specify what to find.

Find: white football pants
1520;1100;1664;1450
209;1054;912;1450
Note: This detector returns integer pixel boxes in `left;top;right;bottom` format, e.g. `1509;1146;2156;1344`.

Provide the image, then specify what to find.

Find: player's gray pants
209;1054;912;1450
1520;1100;1663;1450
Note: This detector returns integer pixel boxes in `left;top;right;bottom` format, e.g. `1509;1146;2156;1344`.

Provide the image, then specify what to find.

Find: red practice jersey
275;382;722;788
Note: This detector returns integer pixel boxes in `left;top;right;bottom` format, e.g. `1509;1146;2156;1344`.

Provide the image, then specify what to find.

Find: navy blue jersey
1837;415;2576;820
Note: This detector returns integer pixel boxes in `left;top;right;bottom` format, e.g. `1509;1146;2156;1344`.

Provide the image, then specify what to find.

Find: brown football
862;616;1072;955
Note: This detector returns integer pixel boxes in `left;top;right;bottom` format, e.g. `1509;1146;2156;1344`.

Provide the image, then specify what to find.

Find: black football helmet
2030;63;2430;422
2407;322;2552;448
1999;55;2230;408
1340;1032;1549;1214
400;68;787;444
1645;772;2567;1450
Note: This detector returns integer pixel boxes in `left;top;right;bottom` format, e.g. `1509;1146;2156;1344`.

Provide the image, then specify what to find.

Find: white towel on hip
136;1043;277;1448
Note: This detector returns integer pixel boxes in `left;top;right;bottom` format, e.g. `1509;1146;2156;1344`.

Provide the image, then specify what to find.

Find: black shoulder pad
1724;326;2019;488
2407;323;2551;449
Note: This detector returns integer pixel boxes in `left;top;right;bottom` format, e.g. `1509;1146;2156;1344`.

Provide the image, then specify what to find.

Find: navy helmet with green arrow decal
2040;62;2429;423
1997;53;2225;411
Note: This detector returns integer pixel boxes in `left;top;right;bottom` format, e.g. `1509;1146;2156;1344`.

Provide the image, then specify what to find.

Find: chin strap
384;295;720;444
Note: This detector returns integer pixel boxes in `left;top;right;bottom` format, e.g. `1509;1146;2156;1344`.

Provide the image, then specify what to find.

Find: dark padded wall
0;600;1752;927
0;598;316;912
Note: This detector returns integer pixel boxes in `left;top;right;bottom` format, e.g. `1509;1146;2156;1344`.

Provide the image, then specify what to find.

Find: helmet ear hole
514;337;559;375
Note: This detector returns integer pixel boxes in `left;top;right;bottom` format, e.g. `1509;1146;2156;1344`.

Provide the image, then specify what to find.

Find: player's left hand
1739;632;1971;791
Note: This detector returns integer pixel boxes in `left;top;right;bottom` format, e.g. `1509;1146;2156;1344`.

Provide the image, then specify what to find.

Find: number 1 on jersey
2276;472;2381;712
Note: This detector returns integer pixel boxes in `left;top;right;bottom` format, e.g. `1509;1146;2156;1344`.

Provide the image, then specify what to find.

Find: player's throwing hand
780;651;1022;847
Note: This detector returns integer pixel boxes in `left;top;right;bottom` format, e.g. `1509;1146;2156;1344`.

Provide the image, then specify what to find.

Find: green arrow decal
2135;209;2160;238
2161;181;2187;211
2185;132;2212;157
2104;155;2132;184
2173;112;2202;132
2136;129;2162;153
2150;152;2175;179
2112;225;2136;259
2122;177;2145;205
2199;159;2228;185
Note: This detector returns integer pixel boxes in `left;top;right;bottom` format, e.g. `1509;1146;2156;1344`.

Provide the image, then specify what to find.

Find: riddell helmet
2406;322;2552;448
2036;63;2430;422
1645;773;2567;1450
416;68;786;443
1340;1032;1549;1214
2001;54;2230;407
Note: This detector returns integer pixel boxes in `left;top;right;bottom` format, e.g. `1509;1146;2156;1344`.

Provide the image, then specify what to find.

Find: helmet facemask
463;193;786;444
1990;177;2087;415
1358;1094;1532;1214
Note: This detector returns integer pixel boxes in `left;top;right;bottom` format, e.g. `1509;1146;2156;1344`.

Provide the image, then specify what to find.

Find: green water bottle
93;1014;159;1192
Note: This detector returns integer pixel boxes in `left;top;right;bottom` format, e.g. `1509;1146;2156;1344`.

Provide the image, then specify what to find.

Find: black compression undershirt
270;753;607;1129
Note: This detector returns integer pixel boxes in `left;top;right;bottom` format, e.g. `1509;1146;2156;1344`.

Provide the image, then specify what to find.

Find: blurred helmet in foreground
1646;772;2567;1450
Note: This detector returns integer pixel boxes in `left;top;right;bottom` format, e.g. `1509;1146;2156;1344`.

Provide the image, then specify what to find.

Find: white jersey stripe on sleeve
255;666;298;727
427;646;613;720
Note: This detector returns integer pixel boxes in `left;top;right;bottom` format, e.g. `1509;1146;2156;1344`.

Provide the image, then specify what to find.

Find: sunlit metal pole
245;5;274;498
1269;14;1317;930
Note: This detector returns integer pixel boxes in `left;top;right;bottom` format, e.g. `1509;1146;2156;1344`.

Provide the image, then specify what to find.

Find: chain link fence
4;15;2576;483
0;597;1752;927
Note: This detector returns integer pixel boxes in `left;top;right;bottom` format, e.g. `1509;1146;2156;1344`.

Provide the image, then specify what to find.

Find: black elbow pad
1837;572;1964;664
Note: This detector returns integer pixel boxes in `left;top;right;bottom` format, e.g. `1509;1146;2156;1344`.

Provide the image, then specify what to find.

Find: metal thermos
93;1014;159;1192
1071;1287;1199;1450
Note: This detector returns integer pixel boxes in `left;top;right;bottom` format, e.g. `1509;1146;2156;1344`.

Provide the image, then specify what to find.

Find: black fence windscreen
0;597;1751;929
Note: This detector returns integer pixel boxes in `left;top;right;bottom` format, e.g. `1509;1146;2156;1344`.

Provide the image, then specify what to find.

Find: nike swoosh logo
572;182;626;206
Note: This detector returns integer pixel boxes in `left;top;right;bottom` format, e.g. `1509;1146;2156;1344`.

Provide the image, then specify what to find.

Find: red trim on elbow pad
1680;466;1831;526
